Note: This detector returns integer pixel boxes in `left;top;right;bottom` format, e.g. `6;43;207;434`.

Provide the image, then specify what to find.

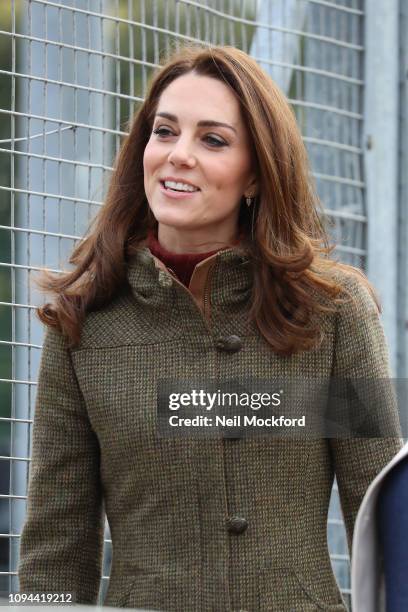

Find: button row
216;335;242;442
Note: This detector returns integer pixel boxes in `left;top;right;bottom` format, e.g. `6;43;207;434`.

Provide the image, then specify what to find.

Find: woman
18;44;401;611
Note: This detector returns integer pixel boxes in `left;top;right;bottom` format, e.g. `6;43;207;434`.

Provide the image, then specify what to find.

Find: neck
156;223;239;254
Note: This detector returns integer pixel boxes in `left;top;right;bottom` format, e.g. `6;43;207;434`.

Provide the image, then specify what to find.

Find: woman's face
143;72;256;248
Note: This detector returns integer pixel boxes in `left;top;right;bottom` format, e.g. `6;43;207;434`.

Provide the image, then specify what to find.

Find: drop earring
245;196;254;208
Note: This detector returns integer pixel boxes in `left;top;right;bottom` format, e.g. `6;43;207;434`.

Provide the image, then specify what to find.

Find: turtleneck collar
147;228;243;288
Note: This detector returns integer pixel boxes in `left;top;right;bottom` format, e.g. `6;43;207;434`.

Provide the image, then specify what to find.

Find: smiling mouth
160;180;200;193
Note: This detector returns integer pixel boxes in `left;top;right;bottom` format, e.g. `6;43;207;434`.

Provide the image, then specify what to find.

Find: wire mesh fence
0;0;366;608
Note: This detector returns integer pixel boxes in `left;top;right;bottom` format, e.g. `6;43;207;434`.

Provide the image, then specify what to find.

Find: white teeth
163;180;199;192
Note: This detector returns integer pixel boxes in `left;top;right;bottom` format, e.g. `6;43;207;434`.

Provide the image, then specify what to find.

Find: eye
204;134;227;148
152;126;173;138
151;126;227;148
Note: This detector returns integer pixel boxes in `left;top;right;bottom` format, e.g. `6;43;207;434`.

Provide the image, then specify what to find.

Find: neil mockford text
167;414;306;428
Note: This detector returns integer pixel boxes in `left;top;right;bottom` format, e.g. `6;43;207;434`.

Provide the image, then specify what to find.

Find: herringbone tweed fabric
18;246;402;611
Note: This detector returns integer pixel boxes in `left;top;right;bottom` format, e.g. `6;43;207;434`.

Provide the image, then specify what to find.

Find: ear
244;174;258;198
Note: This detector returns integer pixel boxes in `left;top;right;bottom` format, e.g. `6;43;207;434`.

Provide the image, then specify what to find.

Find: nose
167;137;196;168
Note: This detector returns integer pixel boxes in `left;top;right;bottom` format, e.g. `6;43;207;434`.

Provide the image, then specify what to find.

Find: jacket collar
126;243;252;322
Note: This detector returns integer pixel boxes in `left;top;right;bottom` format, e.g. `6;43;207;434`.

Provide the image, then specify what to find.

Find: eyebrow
155;112;237;134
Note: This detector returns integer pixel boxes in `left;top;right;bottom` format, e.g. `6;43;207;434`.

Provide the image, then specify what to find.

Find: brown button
215;335;243;352
226;516;248;534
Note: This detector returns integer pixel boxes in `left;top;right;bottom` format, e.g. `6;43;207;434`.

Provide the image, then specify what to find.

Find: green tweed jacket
18;245;402;611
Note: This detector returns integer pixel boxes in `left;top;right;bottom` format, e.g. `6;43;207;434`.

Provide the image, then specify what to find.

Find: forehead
155;72;242;125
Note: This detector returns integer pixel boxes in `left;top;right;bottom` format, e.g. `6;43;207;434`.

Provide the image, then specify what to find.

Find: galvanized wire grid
0;0;365;607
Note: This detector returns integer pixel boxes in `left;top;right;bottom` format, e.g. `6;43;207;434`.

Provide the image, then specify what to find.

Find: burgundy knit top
147;229;242;288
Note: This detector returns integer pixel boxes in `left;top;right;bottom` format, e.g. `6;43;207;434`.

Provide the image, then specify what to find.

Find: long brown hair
35;43;377;355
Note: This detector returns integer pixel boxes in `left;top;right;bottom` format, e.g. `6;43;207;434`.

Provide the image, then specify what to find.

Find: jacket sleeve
329;273;403;553
18;325;104;603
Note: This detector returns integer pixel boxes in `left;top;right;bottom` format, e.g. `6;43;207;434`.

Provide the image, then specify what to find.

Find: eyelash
152;127;227;148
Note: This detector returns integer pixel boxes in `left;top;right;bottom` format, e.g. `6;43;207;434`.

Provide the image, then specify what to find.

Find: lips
159;182;200;199
160;177;201;191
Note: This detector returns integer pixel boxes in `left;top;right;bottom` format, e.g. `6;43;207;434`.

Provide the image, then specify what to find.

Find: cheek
143;141;160;175
210;155;252;189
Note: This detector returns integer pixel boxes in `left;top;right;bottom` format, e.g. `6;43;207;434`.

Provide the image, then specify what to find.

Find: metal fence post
363;0;400;374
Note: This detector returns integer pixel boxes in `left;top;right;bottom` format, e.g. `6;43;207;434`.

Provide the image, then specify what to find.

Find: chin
152;211;198;231
150;204;195;226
